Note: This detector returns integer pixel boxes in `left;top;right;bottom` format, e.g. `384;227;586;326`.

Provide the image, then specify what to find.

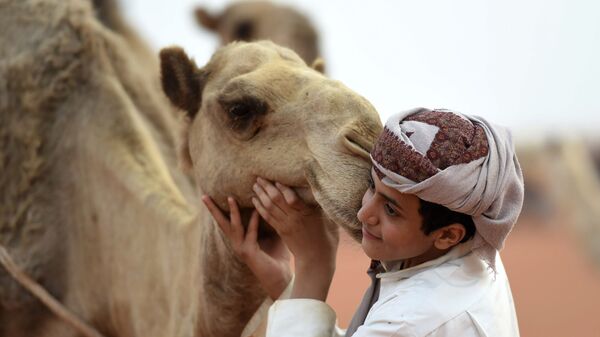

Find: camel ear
311;57;325;74
195;7;220;31
160;47;205;118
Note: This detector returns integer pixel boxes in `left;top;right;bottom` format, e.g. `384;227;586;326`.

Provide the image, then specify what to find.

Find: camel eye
225;97;265;121
234;20;254;41
229;104;251;118
219;95;268;139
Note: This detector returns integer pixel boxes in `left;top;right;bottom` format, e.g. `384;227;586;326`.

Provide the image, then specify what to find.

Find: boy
203;107;524;336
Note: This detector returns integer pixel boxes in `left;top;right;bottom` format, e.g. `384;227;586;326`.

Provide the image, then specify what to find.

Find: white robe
260;244;519;337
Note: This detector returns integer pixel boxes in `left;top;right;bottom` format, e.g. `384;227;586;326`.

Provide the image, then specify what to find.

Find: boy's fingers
228;197;241;224
245;210;260;246
239;211;259;262
252;197;280;229
252;197;269;221
228;197;244;245
275;182;301;208
256;177;286;208
253;183;286;220
202;195;231;235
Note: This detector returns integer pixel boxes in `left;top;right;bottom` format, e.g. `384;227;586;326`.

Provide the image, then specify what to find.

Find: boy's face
357;168;443;265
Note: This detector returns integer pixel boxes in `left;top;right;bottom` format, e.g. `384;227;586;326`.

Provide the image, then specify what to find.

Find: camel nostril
342;132;372;161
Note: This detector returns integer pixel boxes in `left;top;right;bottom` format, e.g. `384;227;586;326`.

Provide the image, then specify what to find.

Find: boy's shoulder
371;253;514;336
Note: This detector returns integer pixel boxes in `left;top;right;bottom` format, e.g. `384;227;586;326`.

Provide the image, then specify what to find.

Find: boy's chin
361;240;385;261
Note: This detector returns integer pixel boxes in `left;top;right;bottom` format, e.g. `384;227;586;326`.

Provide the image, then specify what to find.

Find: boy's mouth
362;227;382;240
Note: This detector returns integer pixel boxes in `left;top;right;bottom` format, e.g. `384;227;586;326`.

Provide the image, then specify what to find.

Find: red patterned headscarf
371;108;524;269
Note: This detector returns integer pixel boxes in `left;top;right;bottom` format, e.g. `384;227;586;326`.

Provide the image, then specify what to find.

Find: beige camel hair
195;1;322;68
0;0;382;336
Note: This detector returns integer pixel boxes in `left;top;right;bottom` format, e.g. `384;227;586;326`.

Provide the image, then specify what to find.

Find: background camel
195;0;323;69
517;138;600;266
0;1;381;336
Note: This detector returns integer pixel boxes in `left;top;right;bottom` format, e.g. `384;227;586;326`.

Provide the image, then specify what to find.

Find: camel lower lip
362;227;381;240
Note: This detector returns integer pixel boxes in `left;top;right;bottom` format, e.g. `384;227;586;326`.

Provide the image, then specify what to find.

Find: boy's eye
384;203;398;216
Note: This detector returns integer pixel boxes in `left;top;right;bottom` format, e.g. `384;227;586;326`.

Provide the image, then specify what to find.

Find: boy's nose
357;202;378;226
364;215;378;226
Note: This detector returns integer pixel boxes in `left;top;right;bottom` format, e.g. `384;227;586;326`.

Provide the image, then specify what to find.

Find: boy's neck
381;240;475;273
381;246;451;272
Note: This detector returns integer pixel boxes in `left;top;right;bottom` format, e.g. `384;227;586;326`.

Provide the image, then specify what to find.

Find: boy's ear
433;224;466;250
160;47;207;119
195;7;220;31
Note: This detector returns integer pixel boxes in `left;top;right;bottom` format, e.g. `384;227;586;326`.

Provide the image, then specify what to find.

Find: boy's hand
252;178;339;301
202;195;291;300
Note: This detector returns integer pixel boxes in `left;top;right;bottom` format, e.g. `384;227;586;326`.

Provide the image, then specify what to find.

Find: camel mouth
303;160;366;241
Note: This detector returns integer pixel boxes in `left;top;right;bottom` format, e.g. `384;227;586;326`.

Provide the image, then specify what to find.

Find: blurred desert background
120;1;600;335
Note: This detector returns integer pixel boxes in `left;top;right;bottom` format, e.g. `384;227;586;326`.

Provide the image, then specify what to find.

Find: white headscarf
371;108;524;269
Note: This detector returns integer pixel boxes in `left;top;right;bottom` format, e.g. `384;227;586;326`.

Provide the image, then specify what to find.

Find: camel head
195;1;321;67
160;41;381;239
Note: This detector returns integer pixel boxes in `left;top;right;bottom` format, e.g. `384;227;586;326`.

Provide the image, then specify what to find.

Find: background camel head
195;1;321;67
160;41;382;239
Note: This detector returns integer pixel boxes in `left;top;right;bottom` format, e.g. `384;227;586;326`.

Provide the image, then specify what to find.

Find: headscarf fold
371;108;524;269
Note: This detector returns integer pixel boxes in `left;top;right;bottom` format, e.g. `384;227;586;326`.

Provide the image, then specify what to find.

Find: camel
0;0;382;336
195;1;323;69
519;138;600;264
